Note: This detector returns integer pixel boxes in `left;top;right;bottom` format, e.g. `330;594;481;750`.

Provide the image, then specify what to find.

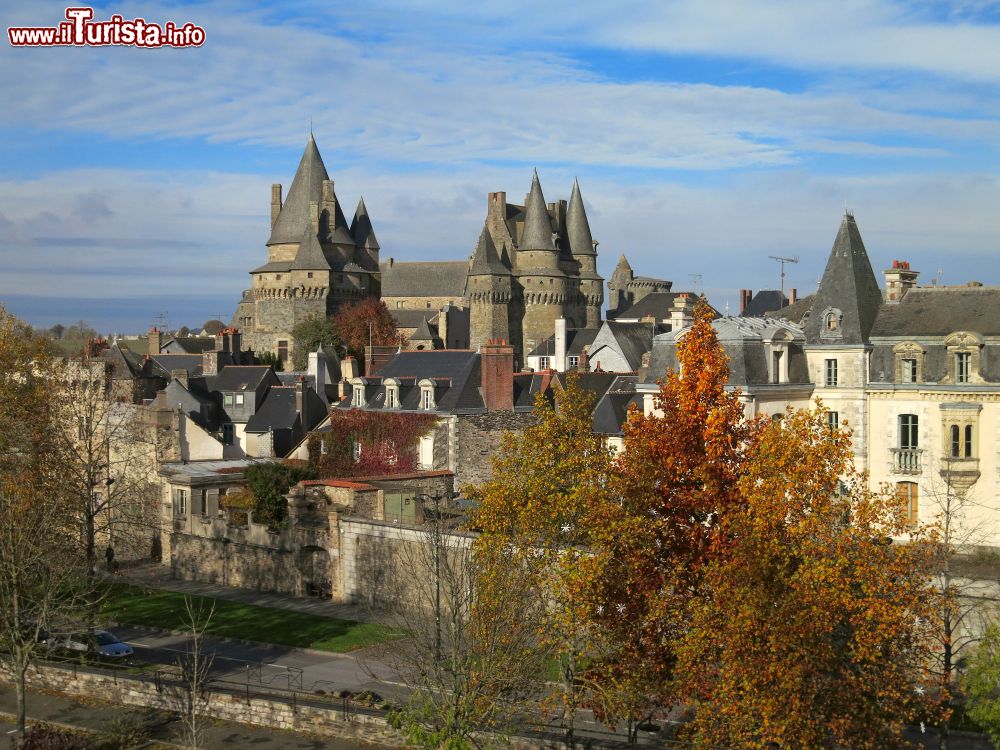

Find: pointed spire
291;227;331;270
803;213;883;344
469;226;509;275
350;196;380;250
566;178;596;257
268;135;332;246
519;170;555;251
615;254;632;272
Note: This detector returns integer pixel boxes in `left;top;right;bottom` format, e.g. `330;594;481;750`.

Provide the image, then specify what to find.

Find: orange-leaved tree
675;406;939;750
585;299;748;726
471;374;614;744
332;297;403;358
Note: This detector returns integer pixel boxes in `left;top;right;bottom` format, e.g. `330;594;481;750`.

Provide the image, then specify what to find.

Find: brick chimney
739;289;752;315
148;327;162;356
884;260;919;303
481;339;514;411
578;346;590;372
789;288;798;305
171;368;189;391
270;183;282;228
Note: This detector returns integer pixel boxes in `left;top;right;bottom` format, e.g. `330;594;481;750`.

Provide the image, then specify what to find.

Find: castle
234;136;605;366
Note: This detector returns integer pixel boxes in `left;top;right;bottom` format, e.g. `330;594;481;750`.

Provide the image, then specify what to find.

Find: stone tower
607;254;634;316
566;178;603;329
467;227;511;351
233;135;379;363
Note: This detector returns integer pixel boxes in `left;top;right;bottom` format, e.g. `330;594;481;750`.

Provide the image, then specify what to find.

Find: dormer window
419;379;435;410
892;342;925;384
353;385;365;407
956;352;971;384
384;379;399;409
943;332;983;385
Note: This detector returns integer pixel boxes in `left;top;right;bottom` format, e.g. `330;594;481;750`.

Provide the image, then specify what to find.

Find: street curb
109;622;362;661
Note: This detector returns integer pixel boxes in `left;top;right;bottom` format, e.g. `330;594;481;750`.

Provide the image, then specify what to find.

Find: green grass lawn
101;584;398;653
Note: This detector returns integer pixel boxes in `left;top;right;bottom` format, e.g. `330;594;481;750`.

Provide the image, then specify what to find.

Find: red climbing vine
307;410;440;477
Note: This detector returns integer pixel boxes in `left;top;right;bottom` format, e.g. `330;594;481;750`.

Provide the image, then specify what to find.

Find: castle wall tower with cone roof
467;227;511;351
233;134;379;364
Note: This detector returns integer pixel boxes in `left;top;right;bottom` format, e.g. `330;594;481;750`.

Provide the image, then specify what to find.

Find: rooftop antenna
152;311;169;331
768;255;799;296
689;273;703;294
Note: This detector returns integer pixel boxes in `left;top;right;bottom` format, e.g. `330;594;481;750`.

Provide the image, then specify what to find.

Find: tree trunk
16;661;28;743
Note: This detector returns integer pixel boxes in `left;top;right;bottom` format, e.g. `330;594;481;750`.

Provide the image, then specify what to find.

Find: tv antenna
689;273;703;294
768;255;799;295
152;311;170;332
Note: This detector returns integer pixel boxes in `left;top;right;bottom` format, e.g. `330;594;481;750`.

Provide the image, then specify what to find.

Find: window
235;393;244;407
386;387;398;409
951;425;961;458
538;356;551;370
893;342;925;384
352;440;362;461
319;439;328;455
824;359;838;387
275;274;282;281
277;340;288;364
199;490;207;516
965;425;974;458
896;482;918;528
307;272;313;279
421;388;434;410
771;350;782;384
224;393;234;407
419;435;434;469
901;358;917;383
899;414;919;449
353;386;365;407
568;355;579;368
826;411;839;434
956;352;972;384
174;489;187;516
222;423;234;445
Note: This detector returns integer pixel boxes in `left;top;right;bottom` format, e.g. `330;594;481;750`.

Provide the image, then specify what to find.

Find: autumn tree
0;307;92;743
290;312;339;370
332;297;403;358
963;623;1000;746
472;376;614;743
674;407;938;750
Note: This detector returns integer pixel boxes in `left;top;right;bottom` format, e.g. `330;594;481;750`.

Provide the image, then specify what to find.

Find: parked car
47;629;133;659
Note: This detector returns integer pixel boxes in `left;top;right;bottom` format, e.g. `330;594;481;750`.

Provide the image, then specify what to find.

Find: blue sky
2;0;999;331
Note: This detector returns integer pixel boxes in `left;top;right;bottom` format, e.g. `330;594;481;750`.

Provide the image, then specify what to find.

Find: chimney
439;306;449;349
578;346;590;373
638;351;651;382
554;318;568;372
884;260;919;303
202;350;221;377
739;289;752;315
789;288;797;305
270;183;282;228
342;355;358;381
488;191;507;218
669;293;696;330
309;200;320;234
148;327;162;356
296;376;310;430
170;368;189;391
481;339;514;411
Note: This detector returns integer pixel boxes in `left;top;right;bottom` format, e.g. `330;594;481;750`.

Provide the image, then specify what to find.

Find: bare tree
173;596;216;750
52;358;162;570
360;496;547;748
0;307;92;744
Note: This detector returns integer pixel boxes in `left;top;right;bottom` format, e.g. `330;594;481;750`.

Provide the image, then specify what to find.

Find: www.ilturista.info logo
8;7;205;48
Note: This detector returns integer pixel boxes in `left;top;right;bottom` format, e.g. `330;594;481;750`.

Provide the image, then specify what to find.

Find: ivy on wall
307;410;439;477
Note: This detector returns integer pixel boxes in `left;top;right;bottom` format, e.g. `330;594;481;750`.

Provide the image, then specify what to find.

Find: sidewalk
0;684;373;749
118;562;374;623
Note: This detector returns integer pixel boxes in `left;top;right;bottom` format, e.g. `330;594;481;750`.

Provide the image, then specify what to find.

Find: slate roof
161;378;219;430
528;328;599;358
802;213;883;344
869;286;1000;337
149;354;203;378
390;310;438;329
410;318;440;344
565;179;595;257
469;227;509;275
608;292;681;321
379;260;469;298
291;227;332;271
162;337;216;354
741;290;789;317
593;321;661;371
591;376;640;435
209;366;275;392
268;135;331;246
765;294;814;324
350;197;379;251
245;385;326;433
251;261;293;274
519;171;555;251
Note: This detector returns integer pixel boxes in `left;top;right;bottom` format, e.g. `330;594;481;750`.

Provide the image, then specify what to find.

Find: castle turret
608;254;634;316
566;178;603;328
468;227;511;351
351;197;380;272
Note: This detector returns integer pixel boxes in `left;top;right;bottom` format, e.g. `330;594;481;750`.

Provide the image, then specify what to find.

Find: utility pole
768;255;799;296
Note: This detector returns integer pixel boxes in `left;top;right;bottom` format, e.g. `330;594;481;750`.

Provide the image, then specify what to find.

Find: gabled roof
209;365;276;392
161;378;219;430
766;293;814;324
251;260;293;274
741;290;788;317
870;286;1000;337
802;213;883;344
390;310;438;329
608;292;681;321
379;260;469;298
469;226;509;275
410;317;440;343
565;179;595;257
350;197;379;251
590;321;660;371
379;350;478;381
245;385;326;433
518;171;555;251
591;375;640;435
528;328;599;358
268;134;331;246
149;354;203;378
162;337;216;354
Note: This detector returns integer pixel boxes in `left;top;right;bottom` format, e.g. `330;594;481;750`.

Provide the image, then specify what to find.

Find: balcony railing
892;448;923;475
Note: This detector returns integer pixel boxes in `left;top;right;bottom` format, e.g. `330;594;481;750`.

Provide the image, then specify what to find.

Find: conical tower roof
469;226;509;275
518;171;555;251
566;178;595;256
410;317;438;342
350;197;380;250
614;254;632;273
803;212;883;344
268;134;331;246
291;227;332;271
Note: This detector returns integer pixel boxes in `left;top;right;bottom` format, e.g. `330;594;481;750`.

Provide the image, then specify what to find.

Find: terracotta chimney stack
481;338;514;411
